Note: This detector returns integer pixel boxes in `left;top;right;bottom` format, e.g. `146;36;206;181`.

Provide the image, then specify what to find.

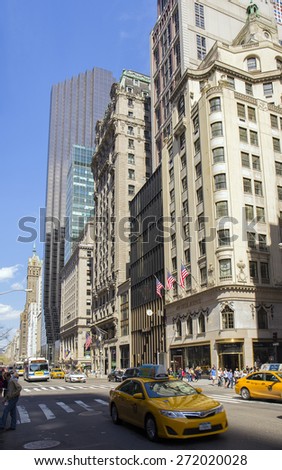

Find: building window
245;204;254;221
250;130;258;146
241;152;250;167
213;147;225;163
178;95;185;117
196;186;203;203
258;234;267;251
187;316;193;335
278;186;282;200
216;200;228;218
239;127;248;143
180;132;186;150
128;169;135;180
128;153;135;164
248;107;256;123
276;161;282;176
257;307;268;329
128;98;134;107
128;185;135;195
237;103;246;120
256;206;265;222
195;162;202;178
181;154;186;168
193;115;199;133
170;188;175;202
218;229;230;246
195;2;205;28
128;139;134;149
245;82;253;95
182;176;188;192
199;238;206;256
210;97;221;113
200;266;207;285
211;122;223;137
214;173;226;190
252;155;261;171
198;313;205;333
249;261;258;280
254;180;263;196
219;259;232;279
270;114;279;129
227;76;235;89
247;57;257;71
243;178;252;194
221;306;234;329
128;126;134;135
196;34;206;60
194;138;200;154
247;232;256;249
183;223;190;240
184;248;190;264
175;319;182;337
198;213;205;230
260;262;270;283
263;82;273;96
273;137;281;153
183;199;189;216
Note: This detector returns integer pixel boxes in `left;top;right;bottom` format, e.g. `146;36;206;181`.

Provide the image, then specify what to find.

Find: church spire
247;0;259;18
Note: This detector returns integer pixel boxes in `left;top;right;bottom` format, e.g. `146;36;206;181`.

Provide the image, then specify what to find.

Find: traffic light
273;332;278;341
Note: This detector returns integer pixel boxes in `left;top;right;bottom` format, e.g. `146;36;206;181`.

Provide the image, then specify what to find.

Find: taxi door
245;372;265;398
127;381;147;428
264;373;282;400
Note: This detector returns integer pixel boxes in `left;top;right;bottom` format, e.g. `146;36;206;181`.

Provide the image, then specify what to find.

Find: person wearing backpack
0;372;22;431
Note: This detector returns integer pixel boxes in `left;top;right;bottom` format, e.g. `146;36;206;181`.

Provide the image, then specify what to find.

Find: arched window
198;313;205;333
178;94;185;117
257;307;268;329
245;56;260;72
176;319;182;337
221;305;234;329
187;316;193;335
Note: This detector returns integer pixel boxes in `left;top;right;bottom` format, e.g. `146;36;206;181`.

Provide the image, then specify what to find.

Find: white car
64;371;87;383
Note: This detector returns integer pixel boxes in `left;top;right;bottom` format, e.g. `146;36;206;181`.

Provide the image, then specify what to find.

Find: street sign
273;343;279;346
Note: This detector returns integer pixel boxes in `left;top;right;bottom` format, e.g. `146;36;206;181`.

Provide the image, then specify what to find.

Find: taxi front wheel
145;415;158;442
240;387;251;400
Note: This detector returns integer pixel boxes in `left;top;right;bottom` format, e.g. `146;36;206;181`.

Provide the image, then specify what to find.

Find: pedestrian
0;372;22;431
210;366;216;385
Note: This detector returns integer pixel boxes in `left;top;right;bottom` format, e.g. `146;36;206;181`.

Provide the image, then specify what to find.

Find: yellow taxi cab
109;364;228;441
235;370;282;401
50;368;65;379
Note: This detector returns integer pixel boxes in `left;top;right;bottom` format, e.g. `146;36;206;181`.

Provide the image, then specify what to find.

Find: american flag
85;332;92;350
180;263;190;288
156;277;164;298
166;271;176;290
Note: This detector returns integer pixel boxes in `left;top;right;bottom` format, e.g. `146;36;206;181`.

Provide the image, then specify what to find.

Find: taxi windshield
144;379;198;398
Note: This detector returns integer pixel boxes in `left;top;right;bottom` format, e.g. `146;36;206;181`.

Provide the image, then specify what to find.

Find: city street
0;377;281;450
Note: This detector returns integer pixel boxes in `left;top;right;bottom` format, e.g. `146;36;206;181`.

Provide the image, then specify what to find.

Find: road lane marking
17;405;31;423
56;386;67;390
56;402;75;413
39;404;56;420
94;399;108;406
75;400;93;411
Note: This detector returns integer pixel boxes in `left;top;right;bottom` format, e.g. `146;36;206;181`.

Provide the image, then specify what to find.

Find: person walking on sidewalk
0;372;22;431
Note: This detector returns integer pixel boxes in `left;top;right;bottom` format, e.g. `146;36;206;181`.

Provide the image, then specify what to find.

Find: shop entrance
218;352;243;370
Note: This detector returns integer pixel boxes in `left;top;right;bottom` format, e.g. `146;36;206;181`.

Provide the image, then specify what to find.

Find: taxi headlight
214;405;224;414
160;410;186;418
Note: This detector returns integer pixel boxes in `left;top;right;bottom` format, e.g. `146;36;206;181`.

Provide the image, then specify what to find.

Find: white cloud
0;265;21;282
0;303;22;321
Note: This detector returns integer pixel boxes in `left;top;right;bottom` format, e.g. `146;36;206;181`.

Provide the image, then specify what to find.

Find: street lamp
0;288;32;295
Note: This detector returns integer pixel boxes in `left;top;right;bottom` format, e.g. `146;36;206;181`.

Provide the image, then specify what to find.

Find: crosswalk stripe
56;402;75;413
56;386;66;390
65;386;77;390
40;387;49;390
33;388;41;391
17;405;31;423
75;400;93;411
39;404;56;420
23;388;31;392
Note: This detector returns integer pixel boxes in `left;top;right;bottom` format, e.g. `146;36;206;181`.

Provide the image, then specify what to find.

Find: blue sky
0;0;156;347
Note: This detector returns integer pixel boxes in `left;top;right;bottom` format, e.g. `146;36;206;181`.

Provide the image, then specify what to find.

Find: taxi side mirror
133;392;144;400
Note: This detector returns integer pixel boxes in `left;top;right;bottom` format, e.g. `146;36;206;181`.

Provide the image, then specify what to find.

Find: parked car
110;364;228;441
50;368;65;379
235;370;282;401
122;367;140;381
64;371;87;383
108;369;125;382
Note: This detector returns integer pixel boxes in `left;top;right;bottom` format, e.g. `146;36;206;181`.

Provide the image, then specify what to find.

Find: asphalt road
1;376;282;450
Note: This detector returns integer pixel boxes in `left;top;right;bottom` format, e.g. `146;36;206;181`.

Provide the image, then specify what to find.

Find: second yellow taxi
50;368;65;379
235;370;282;401
109;364;228;441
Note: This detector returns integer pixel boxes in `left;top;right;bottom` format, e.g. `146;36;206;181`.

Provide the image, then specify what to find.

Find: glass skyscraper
43;67;115;354
64;145;95;264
